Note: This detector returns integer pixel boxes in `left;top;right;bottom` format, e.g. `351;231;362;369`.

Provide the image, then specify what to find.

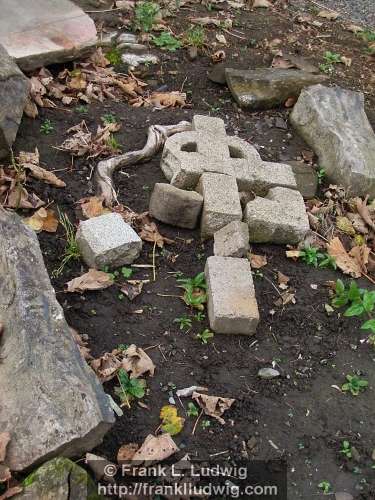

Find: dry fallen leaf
117;443;139;463
24;207;58;233
286;250;301;259
249;253;268;269
327;237;362;278
192;392;235;424
131;434;179;464
211;50;226;63
336;216;355;236
317;9;339;20
120;281;144;301
71;328;92;361
90;352;122;383
65;269;114;293
160;405;185;436
253;0;272;7
18;149;66;187
216;33;227;45
277;271;290;286
346;24;364;33
356;195;375;230
274;290;296;307
122;344;155;379
341;56;352;67
78;196;110;219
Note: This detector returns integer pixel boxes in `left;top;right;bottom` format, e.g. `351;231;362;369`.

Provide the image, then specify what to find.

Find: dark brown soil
8;0;375;498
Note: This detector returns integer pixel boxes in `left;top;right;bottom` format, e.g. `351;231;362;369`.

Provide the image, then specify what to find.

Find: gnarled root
94;121;191;206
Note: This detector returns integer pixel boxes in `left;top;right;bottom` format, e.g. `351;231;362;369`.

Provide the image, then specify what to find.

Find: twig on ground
192;409;204;435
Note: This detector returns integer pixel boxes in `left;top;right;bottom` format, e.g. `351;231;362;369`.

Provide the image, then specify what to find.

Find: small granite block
244;187;309;244
214;221;250;258
197;173;242;239
76;213;142;269
234;161;297;195
205;256;259;335
149;183;203;229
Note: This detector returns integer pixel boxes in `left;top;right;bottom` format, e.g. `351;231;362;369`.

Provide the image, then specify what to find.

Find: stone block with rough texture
214;221;249;258
205;256;259;335
244;187;309;244
149;183;203;229
77;213;142;269
290;84;375;198
0;209;114;471
197;173;242;239
0;0;97;71
288;161;318;199
0;44;29;159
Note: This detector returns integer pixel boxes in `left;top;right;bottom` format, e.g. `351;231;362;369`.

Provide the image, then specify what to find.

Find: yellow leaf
160;405;184;436
336;216;355;236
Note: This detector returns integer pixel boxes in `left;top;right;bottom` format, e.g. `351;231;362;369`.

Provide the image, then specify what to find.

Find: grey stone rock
17;458;101;500
77;213;142;269
0;0;97;71
197;173;242;239
0;44;29;159
117;32;137;45
208;63;228;85
214;221;250;258
0;210;114;471
290;84;375;197
205;256;259;335
258;368;280;379
225;68;327;110
97;31;118;47
288;161;318;199
149;183;203;229
244;186;310;244
234;159;297;195
121;53;159;68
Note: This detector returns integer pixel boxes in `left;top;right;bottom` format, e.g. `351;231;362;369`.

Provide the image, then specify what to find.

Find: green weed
342;374;368;396
196;329;214;344
134;2;159;32
319;51;342;73
152;32;182;51
185;25;206;48
114;368;146;408
318;481;331;494
177;272;207;310
187;402;199;417
339;440;352;459
173;316;192;330
53;211;81;277
106;47;122;65
102;113;118;125
40;119;54;135
299;246;336;269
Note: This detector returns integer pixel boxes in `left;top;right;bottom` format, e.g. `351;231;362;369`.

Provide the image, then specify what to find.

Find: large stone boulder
225;68;327;110
0;209;114;471
290;85;375;198
16;458;101;500
0;44;29;159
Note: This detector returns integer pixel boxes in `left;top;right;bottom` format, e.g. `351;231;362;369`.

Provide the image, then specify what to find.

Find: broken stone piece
244;186;309;244
149;183;203;229
225;68;327;110
0;210;114;471
0;0;97;71
205;256;259;335
214;221;250;258
121;53;159;68
0;44;29;159
258;367;280;379
197;173;242;239
77;213;142;269
17;458;99;500
234;159;297;194
288;161;318;199
290;84;375;198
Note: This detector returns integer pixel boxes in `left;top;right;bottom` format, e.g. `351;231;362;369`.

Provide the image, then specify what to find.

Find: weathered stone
258;368;280;379
149;183;203;229
205;256;259;335
225;68;327;110
117;32;137;45
0;44;29;159
97;31;119;47
244;187;309;244
17;458;100;500
121;53;159;68
288;161;318;199
208;63;229;85
0;0;97;71
290;84;375;197
197;173;242;239
214;221;249;258
77;213;142;269
0;210;114;471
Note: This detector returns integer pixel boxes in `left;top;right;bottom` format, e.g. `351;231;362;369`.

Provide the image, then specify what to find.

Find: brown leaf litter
65;269;114;293
192;392;235;424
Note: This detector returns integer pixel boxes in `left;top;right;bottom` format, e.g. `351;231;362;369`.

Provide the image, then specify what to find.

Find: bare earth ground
7;0;375;498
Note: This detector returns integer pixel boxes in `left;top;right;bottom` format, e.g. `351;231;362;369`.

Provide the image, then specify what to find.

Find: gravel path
308;0;375;27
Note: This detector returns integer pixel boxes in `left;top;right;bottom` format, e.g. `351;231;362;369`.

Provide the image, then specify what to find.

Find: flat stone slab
225;68;327;110
0;210;114;471
77;212;142;269
214;221;250;258
290;84;375;198
197;173;242;239
205;256;259;335
0;0;97;71
149;183;203;229
0;44;29;159
244;186;310;244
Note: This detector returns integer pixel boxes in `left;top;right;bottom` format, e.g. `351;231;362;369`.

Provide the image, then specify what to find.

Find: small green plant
134;2;159;32
152;32;182;51
121;267;133;279
107;135;122;151
342;374;368;396
317;167;326;185
102;113;117;125
53;211;81;277
318;481;331;494
185;25;206;48
196;329;214;344
173;316;192;330
194;311;206;322
40;119;54;135
318;254;337;270
177;272;207;310
187;402;199;417
299;246;336;269
359;29;375;43
319;51;342;73
339;440;352;459
117;344;129;351
201;419;211;430
106;47;122;65
114;368;146;408
75;105;88;114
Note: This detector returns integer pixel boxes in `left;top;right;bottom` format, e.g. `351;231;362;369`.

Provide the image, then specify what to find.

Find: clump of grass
53;210;81;277
185;25;206;48
105;47;122;65
134;2;159;32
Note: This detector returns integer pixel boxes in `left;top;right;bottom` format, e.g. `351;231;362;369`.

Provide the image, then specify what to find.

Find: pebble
258;367;280;379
